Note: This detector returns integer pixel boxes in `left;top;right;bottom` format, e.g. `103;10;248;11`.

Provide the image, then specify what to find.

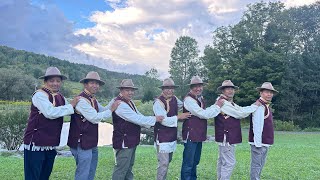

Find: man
249;82;278;180
23;67;80;180
181;76;224;180
215;80;260;180
67;71;121;180
111;79;165;180
153;78;191;180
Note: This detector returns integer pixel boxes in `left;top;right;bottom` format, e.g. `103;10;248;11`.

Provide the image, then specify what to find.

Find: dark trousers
112;147;137;180
24;148;57;180
181;140;203;180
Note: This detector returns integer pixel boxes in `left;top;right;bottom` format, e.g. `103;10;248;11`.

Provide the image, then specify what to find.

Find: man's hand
215;99;225;108
177;112;192;120
110;100;122;112
253;100;262;106
70;96;81;107
155;116;165;122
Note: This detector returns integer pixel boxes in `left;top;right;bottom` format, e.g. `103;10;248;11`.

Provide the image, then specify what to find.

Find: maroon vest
23;87;65;146
67;91;99;150
214;100;242;144
182;93;207;142
112;95;141;149
154;95;178;143
249;99;274;145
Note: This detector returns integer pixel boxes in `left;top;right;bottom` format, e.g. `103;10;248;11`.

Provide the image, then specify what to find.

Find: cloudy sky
0;0;318;78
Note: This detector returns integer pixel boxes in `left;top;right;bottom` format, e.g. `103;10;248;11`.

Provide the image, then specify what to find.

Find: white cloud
75;0;252;77
1;0;318;78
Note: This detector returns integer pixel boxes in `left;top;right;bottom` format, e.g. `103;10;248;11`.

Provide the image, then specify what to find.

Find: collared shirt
75;97;113;124
113;99;157;128
24;91;74;151
183;96;221;119
216;97;259;146
153;97;183;153
249;98;271;147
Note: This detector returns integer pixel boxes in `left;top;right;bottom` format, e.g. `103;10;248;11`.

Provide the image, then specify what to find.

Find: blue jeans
24;148;57;180
181;140;203;180
70;145;98;180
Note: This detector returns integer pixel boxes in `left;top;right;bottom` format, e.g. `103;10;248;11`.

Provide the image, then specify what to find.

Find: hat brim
79;78;105;85
188;82;206;86
217;86;239;92
256;87;278;93
116;86;138;90
39;75;68;80
158;85;179;89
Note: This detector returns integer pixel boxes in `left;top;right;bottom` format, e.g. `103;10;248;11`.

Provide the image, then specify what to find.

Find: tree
202;1;320;128
0;68;36;101
141;68;161;103
169;36;200;98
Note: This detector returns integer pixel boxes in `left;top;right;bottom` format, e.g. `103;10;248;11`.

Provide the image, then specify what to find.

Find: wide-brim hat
159;78;179;89
188;76;206;86
79;71;105;85
116;79;138;89
38;67;67;80
256;82;278;93
217;80;239;91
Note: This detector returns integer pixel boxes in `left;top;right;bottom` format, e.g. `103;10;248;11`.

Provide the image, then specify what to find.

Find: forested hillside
0;46;160;100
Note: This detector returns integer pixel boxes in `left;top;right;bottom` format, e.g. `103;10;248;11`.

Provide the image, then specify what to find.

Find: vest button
80;134;82;136
124;134;127;136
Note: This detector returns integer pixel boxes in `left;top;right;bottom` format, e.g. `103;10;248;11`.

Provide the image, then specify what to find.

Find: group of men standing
23;66;278;180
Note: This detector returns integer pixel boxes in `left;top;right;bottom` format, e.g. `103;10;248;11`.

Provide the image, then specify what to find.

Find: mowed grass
1;131;320;180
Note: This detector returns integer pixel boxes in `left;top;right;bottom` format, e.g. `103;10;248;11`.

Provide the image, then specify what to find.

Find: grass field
1;130;320;180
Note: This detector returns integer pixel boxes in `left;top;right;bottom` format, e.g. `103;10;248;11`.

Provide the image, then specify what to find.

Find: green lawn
1;131;320;180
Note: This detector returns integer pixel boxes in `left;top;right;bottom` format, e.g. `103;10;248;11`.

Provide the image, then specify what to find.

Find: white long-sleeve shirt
216;98;259;146
114;100;156;128
184;96;221;119
32;91;74;119
221;100;258;119
153;97;183;153
25;91;74;151
75;98;113;124
249;105;271;147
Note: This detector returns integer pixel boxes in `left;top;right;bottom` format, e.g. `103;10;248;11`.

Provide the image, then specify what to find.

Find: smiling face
260;89;274;102
190;84;203;96
162;87;175;98
84;80;100;95
222;87;235;99
44;76;62;93
120;88;135;101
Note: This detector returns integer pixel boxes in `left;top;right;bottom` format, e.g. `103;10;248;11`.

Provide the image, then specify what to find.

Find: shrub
302;127;320;132
0;108;29;150
273;120;300;131
136;101;154;116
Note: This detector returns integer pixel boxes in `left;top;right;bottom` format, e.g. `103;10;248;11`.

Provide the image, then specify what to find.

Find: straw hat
217;80;239;91
38;67;67;80
116;79;138;89
159;78;179;89
188;76;206;86
79;71;105;85
256;82;278;93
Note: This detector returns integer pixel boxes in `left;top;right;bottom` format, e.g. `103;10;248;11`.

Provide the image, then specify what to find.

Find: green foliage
1;131;320;179
0;68;36;101
202;2;320;128
273;120;300;131
169;36;201;98
141;90;155;103
135;101;154;116
0;46;159;99
0;108;29;150
140;68;161;103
